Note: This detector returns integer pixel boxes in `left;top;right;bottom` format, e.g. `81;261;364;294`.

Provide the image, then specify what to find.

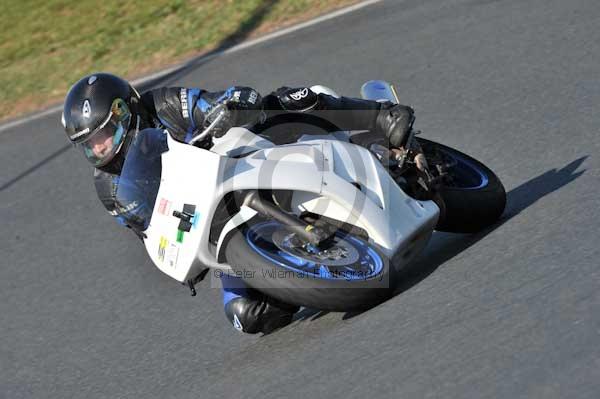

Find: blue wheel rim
245;221;384;281
440;149;489;190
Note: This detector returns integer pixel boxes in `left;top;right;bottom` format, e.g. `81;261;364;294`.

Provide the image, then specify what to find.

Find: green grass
0;0;358;121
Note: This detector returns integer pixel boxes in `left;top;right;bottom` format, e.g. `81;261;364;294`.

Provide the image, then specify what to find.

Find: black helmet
62;73;140;167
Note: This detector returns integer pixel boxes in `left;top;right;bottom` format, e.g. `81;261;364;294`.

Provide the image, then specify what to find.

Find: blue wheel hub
245;221;384;281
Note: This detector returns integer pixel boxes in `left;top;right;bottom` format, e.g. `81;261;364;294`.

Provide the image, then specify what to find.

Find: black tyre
225;220;398;311
418;138;506;233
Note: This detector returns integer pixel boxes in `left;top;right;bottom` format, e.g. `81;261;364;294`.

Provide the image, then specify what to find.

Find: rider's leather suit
93;85;414;334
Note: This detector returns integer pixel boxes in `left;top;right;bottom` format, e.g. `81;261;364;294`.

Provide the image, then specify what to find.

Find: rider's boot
221;274;299;334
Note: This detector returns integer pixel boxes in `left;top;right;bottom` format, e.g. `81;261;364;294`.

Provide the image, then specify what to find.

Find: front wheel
225;220;398;311
418;138;506;233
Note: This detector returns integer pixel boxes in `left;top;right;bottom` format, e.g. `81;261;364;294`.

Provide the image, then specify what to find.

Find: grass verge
0;0;361;122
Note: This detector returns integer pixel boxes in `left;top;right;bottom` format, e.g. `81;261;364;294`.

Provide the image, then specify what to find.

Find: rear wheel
225;220;398;311
418;138;506;233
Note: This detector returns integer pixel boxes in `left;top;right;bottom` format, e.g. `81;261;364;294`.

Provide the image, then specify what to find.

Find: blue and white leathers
96;82;430;333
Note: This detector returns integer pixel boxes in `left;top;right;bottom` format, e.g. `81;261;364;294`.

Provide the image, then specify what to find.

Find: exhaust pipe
243;190;327;245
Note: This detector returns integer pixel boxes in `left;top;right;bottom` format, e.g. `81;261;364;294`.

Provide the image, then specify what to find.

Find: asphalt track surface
2;0;599;397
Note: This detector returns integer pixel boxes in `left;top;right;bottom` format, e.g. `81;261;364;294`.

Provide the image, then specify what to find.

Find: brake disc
271;229;360;267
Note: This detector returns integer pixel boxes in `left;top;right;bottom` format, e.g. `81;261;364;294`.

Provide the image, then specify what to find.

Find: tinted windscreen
116;128;168;230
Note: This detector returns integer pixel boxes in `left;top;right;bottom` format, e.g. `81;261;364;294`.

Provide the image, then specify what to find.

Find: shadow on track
0;1;280;192
137;0;280;90
0;144;71;192
342;156;588;320
293;308;330;323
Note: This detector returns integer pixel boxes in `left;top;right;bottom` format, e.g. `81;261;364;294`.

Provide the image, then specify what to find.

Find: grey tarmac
1;0;599;398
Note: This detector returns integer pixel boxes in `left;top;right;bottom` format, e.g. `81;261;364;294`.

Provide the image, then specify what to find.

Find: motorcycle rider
62;73;415;334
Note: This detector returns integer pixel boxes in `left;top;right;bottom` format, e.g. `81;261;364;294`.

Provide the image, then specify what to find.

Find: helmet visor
79;99;131;167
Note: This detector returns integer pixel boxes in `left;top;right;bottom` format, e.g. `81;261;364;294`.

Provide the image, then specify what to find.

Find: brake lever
188;104;228;145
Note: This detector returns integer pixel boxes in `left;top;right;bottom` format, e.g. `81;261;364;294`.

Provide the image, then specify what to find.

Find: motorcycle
116;80;506;311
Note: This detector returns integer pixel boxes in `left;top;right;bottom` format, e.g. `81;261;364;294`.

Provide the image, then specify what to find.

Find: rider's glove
376;103;415;149
216;86;263;129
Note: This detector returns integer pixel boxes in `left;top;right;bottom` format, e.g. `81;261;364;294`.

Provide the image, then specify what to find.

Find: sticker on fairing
158;237;168;262
158;198;172;216
166;244;179;268
191;212;201;229
173;204;197;242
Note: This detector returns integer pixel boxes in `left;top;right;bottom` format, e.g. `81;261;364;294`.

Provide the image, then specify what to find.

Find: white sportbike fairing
116;81;505;311
137;126;438;284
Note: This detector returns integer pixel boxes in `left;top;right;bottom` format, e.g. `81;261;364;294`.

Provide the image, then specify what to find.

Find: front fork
397;134;450;225
371;132;448;222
